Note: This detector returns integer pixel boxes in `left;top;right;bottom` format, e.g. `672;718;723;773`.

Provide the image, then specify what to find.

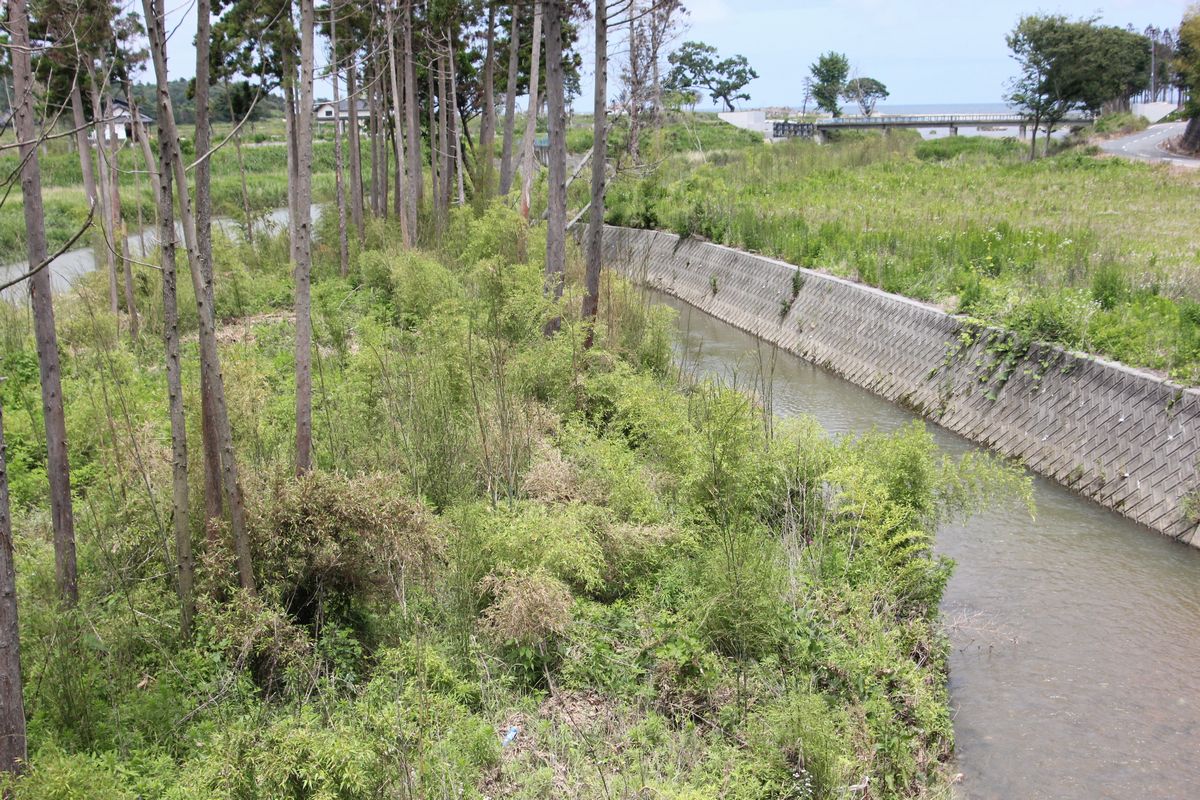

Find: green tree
665;40;758;112
1177;6;1200;151
1006;15;1150;158
809;51;849;116
842;76;888;116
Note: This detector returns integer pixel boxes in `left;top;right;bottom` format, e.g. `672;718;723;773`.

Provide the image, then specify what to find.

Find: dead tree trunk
155;125;192;639
346;65;365;242
90;85;119;316
518;5;543;220
14;0;79;607
142;0;256;594
330;0;350;276
295;0;317;474
0;388;26;776
223;75;255;247
448;33;466;206
499;4;521;195
582;0;607;347
437;46;452;215
542;0;567;336
428;68;441;223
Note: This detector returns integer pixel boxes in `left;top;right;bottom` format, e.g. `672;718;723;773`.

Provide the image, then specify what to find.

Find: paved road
1098;121;1199;168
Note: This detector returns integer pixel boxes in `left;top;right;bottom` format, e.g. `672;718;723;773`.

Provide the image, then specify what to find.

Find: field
607;133;1200;384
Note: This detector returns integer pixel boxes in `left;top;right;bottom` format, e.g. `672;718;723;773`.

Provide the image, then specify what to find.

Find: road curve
1098;121;1199;168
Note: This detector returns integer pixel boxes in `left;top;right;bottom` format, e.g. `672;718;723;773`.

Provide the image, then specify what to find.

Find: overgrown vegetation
607;134;1200;383
0;200;1028;798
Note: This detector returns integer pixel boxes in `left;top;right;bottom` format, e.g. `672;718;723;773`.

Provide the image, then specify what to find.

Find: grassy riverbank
0;200;1026;798
607;134;1200;384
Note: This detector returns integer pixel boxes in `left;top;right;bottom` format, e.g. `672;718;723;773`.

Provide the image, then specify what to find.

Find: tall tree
143;0;256;594
499;3;521;195
385;0;412;244
0;383;25;776
403;0;422;214
808;51;848;116
518;4;542;220
1176;6;1200;151
542;0;566;336
478;2;499;200
154;117;193;639
664;40;758;113
582;0;607;348
843;76;888;116
14;0;79;606
329;0;350;275
295;0;317;473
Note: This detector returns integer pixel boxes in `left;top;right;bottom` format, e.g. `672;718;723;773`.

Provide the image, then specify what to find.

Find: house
89;98;154;143
313;98;368;124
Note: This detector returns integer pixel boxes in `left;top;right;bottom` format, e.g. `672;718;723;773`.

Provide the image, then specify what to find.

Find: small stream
658;291;1200;800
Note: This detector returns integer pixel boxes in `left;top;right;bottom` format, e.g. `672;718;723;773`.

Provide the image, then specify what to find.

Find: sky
156;0;1193;110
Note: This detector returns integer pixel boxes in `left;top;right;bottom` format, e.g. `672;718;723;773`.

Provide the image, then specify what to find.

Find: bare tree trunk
499;4;521;195
582;0;607;348
385;0;412;245
70;83;97;205
14;0;78;607
155;126;192;639
437;47;451;214
427;68;440;222
197;0;223;527
109;113;138;339
283;80;300;258
628;14;641;163
518;5;543;220
346;65;365;242
223;75;255;247
478;2;498;199
295;0;316;474
403;0;423;213
542;0;566;336
330;1;350;276
0;389;26;777
1182;116;1200;153
447;34;466;206
90;83;119;316
142;0;256;594
368;67;381;217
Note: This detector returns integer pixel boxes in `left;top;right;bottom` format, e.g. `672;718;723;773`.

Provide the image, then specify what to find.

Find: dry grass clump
480;570;574;646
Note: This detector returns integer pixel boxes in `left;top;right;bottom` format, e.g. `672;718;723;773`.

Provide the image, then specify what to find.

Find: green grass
607;135;1200;383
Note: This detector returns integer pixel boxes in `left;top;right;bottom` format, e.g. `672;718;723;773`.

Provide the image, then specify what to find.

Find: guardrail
816;113;1095;127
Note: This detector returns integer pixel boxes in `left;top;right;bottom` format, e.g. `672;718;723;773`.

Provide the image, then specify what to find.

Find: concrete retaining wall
603;225;1200;544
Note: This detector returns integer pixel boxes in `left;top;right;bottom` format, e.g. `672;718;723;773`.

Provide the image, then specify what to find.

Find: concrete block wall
603;225;1200;544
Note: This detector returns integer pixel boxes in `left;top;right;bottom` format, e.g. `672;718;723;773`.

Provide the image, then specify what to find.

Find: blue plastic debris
501;725;519;747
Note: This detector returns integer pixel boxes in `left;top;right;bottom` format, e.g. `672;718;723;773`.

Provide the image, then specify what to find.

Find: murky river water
658;291;1200;800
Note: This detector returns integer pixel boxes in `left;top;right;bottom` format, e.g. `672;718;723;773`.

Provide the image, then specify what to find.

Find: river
657;291;1200;800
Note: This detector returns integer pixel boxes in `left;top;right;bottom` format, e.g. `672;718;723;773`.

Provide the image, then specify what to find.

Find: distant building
313;98;368;124
89;99;154;143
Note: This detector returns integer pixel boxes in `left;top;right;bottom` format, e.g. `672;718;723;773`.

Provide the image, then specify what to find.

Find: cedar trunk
0;389;25;775
499;4;521;195
346;66;366;242
70;83;97;204
403;0;423;212
518;6;543;220
330;1;350;276
15;0;79;606
142;0;256;594
582;0;607;346
478;2;498;199
295;0;317;473
542;0;567;336
385;0;412;245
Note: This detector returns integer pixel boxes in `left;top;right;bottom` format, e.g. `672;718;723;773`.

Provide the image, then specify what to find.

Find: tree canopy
842;76;888;116
809;51;849;116
665;40;758;112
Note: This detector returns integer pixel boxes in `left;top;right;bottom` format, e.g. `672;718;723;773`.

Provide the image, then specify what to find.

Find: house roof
112;98;154;124
313;98;368;112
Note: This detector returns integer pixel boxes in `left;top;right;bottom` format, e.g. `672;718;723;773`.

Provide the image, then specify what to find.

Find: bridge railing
815;112;1095;127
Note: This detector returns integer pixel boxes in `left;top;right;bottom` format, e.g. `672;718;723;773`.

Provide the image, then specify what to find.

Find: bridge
807;112;1096;138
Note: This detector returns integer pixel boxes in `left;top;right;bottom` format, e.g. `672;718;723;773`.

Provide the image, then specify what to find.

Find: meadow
607;133;1200;384
0;197;1027;798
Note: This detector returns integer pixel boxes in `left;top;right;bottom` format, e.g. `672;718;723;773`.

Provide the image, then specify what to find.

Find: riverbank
606;135;1200;384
